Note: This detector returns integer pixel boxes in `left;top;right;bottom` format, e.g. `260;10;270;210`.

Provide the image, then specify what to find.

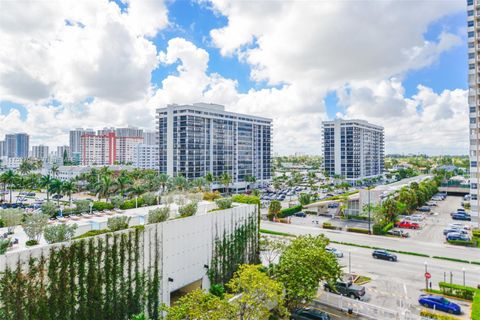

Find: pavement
261;217;479;319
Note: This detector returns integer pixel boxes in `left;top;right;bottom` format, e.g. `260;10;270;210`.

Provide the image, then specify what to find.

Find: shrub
26;239;39;246
0;238;10;254
322;222;336;230
120;198;145;210
92;201;114;211
23;213;49;242
147;207;170;224
215;198;232;210
472;289;480;320
73;229;110;239
209;283;225;298
179;202;198;217
74;200;90;214
231;194;260;207
41;201;58;217
43;223;78;244
110;195;125;209
0;209;23;234
0;218;4;228
382;222;394;233
472;229;480;238
141;192;158;206
372;224;383;235
278;204;302;218
420;309;459;320
439;282;476;300
447;239;476;247
346;227;370;234
107;216;130;231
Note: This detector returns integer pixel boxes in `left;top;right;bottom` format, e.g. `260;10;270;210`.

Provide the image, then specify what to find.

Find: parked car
426;201;437;207
372;249;397;262
449;223;471;230
446;232;470;242
464;194;471;201
457;208;465;212
407;214;424;222
327;202;339;208
443;228;468;236
395;220;420;229
418;295;461;315
326;247;344;258
451;213;471;221
323;281;366;300
417;206;431;212
291;308;330;320
294;211;307;218
387;229;410;238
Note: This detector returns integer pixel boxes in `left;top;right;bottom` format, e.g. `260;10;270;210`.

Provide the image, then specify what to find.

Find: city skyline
0;1;468;155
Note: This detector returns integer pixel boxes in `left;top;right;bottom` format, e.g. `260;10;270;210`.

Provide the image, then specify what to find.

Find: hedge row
278;205;303;218
472;289;480;320
420;309;459;320
439;282;476;300
447;239;477;247
346;227;370;234
322;222;338;230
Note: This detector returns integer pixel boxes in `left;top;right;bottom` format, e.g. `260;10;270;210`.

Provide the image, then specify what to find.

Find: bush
432;256;470;264
278;205;302;218
74;200;90;214
472;229;480;238
382;222;394;233
322;222;336;230
472;290;480;320
147;207;170;224
141;192;158;206
110;195;125;209
372;224;383;235
26;239;39;246
215;198;232;210
41;201;58;217
107;216;131;231
420;309;459;320
43;224;78;244
0;238;10;254
447;239;477;247
231;194;260;207
0;209;23;234
209;283;225;298
73;229;110;239
203;191;222;201
439;282;476;300
346;227;370;234
0;218;4;228
92;201;114;211
120;198;145;210
179;202;198;217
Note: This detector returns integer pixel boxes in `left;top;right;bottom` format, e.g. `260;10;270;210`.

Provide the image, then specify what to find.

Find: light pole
348;252;352;275
89;201;93;215
368;187;371;235
462;268;466;287
424;261;428;291
135;196;138;208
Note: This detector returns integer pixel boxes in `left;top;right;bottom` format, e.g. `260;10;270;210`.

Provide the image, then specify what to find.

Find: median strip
260;229;477;264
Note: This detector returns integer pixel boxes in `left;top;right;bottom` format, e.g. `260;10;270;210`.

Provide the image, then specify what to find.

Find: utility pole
368;187;371;235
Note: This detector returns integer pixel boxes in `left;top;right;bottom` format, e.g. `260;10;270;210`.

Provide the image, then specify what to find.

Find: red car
395;220;420;229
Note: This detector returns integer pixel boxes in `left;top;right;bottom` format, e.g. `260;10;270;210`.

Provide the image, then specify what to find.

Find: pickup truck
323;281;366;300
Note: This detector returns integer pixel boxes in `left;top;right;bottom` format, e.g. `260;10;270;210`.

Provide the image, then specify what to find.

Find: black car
294;211;307;217
372;249;397;261
291;308;330;320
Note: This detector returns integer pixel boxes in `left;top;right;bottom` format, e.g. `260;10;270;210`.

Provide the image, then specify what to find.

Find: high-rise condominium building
468;0;479;216
133;144;159;170
4;133;29;158
81;132;143;165
322;119;384;183
0;140;4;157
156;103;272;189
143;131;156;145
69;128;94;161
31;145;49;159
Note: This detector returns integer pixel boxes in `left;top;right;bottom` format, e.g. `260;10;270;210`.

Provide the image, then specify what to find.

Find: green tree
268;200;282;221
274;235;341;310
0;209;23;234
178;202;198;217
41;201;58;217
160;289;236;320
23;213;49;242
158;173;170;193
219;172;232;195
95;175;114;201
43;223;77;244
298;193;312;206
61;181;76;206
40;174;53;202
107;216;130;231
115;175;132;196
147;207;170;224
1;170;18;203
227;264;287;320
48;179;63;205
204;172;215;190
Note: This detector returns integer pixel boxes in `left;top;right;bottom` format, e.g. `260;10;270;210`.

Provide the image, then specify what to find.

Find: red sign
425;272;431;279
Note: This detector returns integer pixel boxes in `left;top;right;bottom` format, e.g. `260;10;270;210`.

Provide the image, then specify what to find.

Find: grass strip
432;256;471;264
260;229;296;237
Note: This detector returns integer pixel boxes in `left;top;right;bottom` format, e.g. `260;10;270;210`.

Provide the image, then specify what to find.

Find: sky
0;0;469;155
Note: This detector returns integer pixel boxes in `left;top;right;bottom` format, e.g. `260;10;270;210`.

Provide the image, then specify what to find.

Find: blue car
418;295;461;315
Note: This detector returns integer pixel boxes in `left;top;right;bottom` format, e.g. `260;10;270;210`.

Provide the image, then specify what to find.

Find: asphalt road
261;221;480;262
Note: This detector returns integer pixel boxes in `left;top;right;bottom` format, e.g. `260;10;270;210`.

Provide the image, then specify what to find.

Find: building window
468;10;474;16
469;20;475;27
469;31;475;38
471;161;477;167
469;53;475;59
471;117;477;124
469;42;475;48
468;0;474;5
472;183;478;189
471;106;477;113
470;64;476;70
471;194;478;200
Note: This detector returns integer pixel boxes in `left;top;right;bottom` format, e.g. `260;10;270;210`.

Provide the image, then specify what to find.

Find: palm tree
204;172;215;190
62;181;76;206
158;173;170;193
2;170;18;203
172;175;188;191
245;175;256;190
50;164;59;177
95;175;114;201
115;175;132;196
40;174;53;202
219;172;232;195
19;159;33;176
127;184;145;199
48;179;63;205
192;177;206;192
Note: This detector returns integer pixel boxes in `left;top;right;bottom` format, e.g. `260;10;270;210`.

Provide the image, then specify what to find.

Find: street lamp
89;201;93;215
462;268;466;287
368;188;371;235
348;252;352;275
135;196;138;208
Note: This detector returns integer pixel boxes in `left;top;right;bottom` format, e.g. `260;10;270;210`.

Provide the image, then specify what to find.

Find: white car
448;223;471;231
406;214;424;222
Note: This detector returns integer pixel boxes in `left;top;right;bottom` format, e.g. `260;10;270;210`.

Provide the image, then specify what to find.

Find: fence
314;291;422;320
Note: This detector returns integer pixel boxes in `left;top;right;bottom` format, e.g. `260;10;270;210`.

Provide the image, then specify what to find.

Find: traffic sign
425;272;431;279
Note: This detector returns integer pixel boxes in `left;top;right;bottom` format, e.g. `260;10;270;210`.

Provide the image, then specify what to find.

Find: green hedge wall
346;227;370;234
472;289;480;320
439;282;476;300
92;201;114;211
278;205;302;218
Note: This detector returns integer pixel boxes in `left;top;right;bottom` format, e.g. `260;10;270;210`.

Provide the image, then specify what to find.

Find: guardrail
314;291;422;320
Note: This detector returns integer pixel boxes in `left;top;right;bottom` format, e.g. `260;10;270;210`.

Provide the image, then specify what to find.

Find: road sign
425;272;431;279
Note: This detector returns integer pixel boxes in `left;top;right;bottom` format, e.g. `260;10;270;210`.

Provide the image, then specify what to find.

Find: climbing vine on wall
209;213;259;285
0;227;160;320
